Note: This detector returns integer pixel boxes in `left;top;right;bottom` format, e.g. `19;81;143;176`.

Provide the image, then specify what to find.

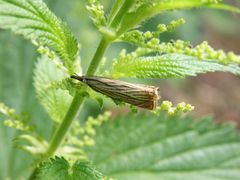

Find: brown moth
71;74;160;110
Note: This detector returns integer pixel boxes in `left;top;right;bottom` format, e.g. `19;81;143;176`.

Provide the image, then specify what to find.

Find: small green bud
37;46;49;55
186;104;194;112
143;31;153;39
86;127;96;136
147;38;160;46
160;101;173;111
178;18;186;25
167;18;185;31
48;51;55;60
176;102;186;110
157;24;167;33
168;108;175;116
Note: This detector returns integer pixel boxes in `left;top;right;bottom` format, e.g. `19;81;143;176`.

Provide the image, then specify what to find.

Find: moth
71;74;160;110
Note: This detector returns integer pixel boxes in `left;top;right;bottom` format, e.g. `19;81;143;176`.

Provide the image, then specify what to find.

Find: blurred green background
0;0;239;179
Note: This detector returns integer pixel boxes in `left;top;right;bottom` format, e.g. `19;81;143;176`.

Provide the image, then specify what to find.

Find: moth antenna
70;74;85;82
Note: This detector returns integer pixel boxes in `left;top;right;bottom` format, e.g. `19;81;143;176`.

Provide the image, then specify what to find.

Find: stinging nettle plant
0;0;240;179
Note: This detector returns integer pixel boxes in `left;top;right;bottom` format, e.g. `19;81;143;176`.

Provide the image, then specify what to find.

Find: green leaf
0;31;52;179
72;161;103;180
85;113;240;180
117;1;240;35
33;55;73;123
108;0;135;29
112;54;240;78
37;156;103;180
0;0;79;72
37;157;70;180
107;0;126;25
0;1;76;179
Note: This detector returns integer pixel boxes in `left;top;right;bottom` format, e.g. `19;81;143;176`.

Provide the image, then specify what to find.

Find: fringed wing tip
152;87;161;110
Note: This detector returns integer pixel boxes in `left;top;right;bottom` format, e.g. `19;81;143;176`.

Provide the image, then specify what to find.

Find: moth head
70;74;86;83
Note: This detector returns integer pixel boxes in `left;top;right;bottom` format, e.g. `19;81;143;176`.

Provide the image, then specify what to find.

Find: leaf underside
84;113;240;180
37;157;103;180
117;0;240;34
112;54;240;78
33;56;72;123
0;0;78;72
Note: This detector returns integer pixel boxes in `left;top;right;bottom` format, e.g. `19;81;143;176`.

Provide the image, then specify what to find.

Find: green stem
28;0;133;178
86;38;109;76
108;0;135;29
46;37;109;157
28;37;110;180
46;37;109;156
46;92;84;156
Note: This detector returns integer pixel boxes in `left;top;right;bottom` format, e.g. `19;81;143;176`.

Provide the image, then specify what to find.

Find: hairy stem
28;37;110;179
28;0;135;178
108;0;135;28
47;37;109;156
46;93;84;156
86;38;109;76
